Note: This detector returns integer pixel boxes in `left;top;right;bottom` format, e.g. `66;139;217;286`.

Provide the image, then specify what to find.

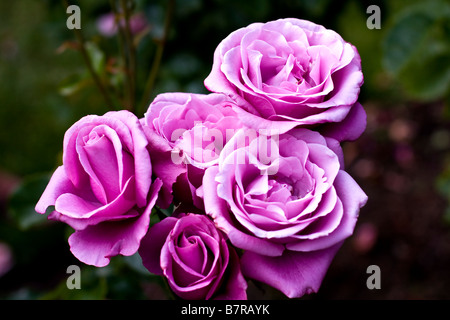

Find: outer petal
321;102;367;142
150;148;186;209
204;24;263;99
35;166;77;214
232;106;300;135
54;176;134;220
306;46;363;109
68;178;162;267
52;176;136;230
214;243;248;300
142;119;187;208
108;110;152;208
139;216;178;275
62;118;94;188
286;171;367;252
240;243;342;298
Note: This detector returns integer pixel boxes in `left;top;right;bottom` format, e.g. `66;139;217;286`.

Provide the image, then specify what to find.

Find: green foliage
382;0;450;101
38;253;168;300
2;0;450;300
8;174;52;230
437;157;450;225
382;0;450;223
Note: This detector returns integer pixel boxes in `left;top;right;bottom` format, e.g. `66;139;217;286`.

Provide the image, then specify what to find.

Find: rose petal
77;125;123;204
68;178;162;267
139;216;178;275
286;171;367;251
321;102;367;142
110;110;152;208
240;243;342;298
54;175;135;222
203;166;284;256
35;166;79;214
213;242;247;300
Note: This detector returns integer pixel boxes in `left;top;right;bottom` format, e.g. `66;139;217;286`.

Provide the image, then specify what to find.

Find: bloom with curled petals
139;213;247;300
142;92;243;208
203;128;367;298
35;110;162;267
204;18;366;141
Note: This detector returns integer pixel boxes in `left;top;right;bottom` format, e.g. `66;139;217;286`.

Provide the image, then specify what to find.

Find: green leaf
40;265;108;300
397;46;450;100
85;41;106;75
59;74;92;96
382;0;450;100
122;252;151;276
8;173;52;230
383;11;434;74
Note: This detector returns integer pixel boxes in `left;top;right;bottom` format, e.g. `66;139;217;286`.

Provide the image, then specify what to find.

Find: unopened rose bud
96;12;148;37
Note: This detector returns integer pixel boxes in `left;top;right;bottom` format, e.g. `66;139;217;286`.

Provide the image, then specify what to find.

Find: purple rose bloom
203;128;367;298
142;92;242;208
35;110;162;267
139;213;247;300
204;18;366;141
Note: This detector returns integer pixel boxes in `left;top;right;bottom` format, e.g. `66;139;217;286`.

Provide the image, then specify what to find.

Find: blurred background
0;0;449;299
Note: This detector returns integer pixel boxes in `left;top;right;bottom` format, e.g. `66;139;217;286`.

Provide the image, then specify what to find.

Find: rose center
83;130;103;146
267;179;297;201
292;58;315;87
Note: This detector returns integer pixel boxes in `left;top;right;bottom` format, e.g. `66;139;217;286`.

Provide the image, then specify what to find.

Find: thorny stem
63;0;116;110
139;0;175;115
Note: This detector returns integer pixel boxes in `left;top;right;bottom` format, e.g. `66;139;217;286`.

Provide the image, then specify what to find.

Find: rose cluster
36;18;367;300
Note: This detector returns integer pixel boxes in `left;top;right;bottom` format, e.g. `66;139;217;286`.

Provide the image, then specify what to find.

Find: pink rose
204;18;366;141
35;111;162;267
203;128;367;298
139;213;247;300
142;92;242;208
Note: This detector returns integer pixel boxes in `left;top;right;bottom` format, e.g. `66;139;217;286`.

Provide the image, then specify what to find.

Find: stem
120;0;137;113
63;0;116;110
155;206;168;221
109;0;136;112
138;0;175;115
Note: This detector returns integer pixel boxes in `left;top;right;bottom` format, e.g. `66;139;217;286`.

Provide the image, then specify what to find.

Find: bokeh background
0;0;449;300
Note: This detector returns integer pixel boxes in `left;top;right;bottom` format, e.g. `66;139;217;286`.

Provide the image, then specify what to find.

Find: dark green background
0;0;449;299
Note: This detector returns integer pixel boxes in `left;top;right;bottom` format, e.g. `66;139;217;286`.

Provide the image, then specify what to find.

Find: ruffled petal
68;178;162;267
240;243;342;298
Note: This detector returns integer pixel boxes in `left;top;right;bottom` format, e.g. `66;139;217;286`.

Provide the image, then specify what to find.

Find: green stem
109;0;136;112
64;0;116;110
138;0;175;115
120;0;137;113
